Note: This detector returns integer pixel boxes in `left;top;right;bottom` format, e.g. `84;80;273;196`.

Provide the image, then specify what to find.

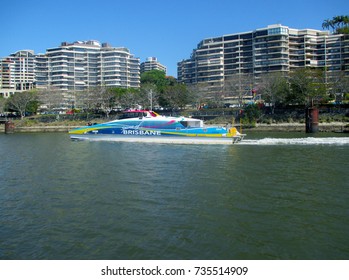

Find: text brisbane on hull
68;110;245;144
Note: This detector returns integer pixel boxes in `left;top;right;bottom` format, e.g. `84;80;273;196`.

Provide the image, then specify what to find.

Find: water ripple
0;133;348;259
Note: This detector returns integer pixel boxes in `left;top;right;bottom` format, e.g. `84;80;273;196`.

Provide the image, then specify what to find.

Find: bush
14;118;39;127
243;104;261;124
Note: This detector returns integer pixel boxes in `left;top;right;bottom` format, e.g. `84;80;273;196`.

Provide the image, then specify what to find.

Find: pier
0;119;15;134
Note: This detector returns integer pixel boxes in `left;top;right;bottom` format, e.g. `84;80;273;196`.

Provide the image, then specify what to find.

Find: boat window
180;121;187;127
119;112;147;119
180;120;202;128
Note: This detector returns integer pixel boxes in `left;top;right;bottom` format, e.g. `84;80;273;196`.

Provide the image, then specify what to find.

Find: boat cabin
180;119;203;128
119;110;158;119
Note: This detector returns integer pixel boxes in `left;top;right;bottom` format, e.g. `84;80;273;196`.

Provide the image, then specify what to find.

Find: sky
1;0;348;77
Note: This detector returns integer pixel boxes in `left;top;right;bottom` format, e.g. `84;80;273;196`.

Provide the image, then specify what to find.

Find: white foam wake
239;137;349;146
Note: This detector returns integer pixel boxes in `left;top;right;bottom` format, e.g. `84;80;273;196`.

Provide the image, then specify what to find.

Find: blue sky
1;0;347;77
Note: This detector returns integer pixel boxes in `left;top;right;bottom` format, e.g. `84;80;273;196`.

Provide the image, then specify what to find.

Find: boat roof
123;109;159;117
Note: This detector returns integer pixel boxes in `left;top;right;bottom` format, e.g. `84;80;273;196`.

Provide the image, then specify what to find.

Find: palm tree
322;15;349;34
322;18;335;32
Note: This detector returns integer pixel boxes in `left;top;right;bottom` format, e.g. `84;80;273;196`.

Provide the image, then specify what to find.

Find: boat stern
228;127;246;143
68;126;91;135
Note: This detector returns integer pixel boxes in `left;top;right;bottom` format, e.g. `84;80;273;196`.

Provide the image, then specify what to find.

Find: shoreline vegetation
1;105;349;133
1;123;347;133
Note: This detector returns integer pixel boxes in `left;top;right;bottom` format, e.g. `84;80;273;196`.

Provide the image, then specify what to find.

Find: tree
322;19;335;33
37;87;65;112
75;88;99;118
327;72;349;103
140;83;158;110
223;73;254;107
160;84;192;109
288;68;327;107
0;97;6;116
243;104;261;125
322;15;349;34
6;91;37;119
258;72;289;114
187;83;209;109
117;89;143;109
109;87;129;109
140;70;168;91
79;86;116;118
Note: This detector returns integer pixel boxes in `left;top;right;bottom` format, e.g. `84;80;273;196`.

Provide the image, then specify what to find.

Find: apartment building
35;54;49;89
140;57;167;74
0;58;14;97
0;50;36;97
99;43;140;88
0;40;140;98
37;40;140;91
178;24;349;95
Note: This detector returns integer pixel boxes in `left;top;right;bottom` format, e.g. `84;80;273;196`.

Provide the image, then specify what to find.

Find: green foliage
27;100;39;114
6;91;38;118
159;84;192;109
336;26;349;34
0;96;6;114
140;70;168;90
140;70;179;93
322;15;349;34
242;104;261;125
288;68;327;106
115;88;145;109
108;87;129;96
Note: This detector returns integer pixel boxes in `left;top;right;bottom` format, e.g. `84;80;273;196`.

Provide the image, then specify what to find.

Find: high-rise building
0;58;14;94
35;54;49;89
1;40;140;98
99;43;140;89
37;40;140;91
0;50;36;97
178;24;349;94
140;57;166;74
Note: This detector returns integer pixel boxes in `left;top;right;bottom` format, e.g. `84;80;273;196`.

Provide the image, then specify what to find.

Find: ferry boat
68;110;245;144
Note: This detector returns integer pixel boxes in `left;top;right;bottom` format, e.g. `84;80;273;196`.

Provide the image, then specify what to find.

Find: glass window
268;27;288;35
224;35;238;41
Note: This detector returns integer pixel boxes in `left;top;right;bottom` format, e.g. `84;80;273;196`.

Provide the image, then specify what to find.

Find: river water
0;132;348;260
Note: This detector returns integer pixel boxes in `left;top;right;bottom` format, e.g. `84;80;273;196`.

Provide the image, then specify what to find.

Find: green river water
0;132;348;259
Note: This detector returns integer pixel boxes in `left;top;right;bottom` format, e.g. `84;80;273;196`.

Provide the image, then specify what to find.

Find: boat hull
69;133;243;144
68;111;245;144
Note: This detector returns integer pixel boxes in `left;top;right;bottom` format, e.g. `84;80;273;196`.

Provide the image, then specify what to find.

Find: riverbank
244;122;348;133
1;122;348;133
0;125;75;133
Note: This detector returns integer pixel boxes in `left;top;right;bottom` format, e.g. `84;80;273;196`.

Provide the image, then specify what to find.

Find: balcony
74;67;85;71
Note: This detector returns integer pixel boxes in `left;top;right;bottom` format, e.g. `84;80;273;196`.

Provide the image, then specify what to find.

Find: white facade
99;45;140;88
37;40;140;91
1;41;141;97
140;57;166;74
178;24;349;92
0;50;36;97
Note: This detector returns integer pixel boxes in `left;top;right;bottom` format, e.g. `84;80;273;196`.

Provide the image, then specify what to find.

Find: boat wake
239;137;349;146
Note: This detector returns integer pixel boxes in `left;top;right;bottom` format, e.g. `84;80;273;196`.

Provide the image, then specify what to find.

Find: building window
268;27;288;35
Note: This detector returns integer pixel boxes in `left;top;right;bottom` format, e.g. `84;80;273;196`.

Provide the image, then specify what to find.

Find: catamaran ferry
68;110;245;144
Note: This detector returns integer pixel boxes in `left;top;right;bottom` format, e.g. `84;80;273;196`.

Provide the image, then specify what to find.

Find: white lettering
121;129;161;136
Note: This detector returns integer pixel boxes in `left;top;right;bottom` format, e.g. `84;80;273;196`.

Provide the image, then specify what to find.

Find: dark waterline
0;132;348;259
